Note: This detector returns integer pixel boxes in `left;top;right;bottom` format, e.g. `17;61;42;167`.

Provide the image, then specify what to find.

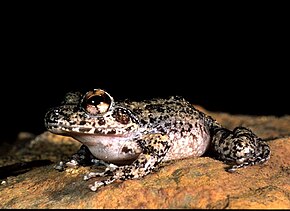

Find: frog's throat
72;134;135;146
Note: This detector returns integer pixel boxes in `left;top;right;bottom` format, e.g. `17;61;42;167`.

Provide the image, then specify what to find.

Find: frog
44;88;270;191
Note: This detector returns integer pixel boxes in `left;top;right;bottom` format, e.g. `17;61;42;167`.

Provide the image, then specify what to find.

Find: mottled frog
44;89;270;191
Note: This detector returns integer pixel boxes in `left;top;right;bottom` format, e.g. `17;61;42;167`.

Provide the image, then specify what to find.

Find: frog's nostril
44;108;59;123
53;108;59;115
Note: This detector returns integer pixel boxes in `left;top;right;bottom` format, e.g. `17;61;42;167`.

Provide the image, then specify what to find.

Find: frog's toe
88;177;117;191
54;161;67;171
54;159;81;171
226;162;251;172
89;181;104;192
84;171;107;180
65;159;79;168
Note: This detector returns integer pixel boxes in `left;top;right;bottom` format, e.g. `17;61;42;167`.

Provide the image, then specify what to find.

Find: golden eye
82;89;113;115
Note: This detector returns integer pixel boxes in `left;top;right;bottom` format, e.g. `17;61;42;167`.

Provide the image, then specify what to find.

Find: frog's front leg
54;145;101;171
210;126;270;172
87;133;171;191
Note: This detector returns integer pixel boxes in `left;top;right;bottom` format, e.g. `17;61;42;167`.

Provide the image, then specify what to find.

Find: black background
2;63;288;142
1;9;289;142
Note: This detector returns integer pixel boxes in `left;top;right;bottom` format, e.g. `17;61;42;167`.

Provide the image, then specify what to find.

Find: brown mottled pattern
44;89;270;191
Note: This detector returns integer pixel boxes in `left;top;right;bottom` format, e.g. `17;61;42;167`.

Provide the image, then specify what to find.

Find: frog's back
119;96;212;160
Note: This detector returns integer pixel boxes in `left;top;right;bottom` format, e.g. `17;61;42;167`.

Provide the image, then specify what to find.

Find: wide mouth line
46;123;134;137
47;122;117;130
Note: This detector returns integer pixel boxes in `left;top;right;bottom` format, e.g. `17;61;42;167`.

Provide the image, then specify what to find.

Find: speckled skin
44;89;270;191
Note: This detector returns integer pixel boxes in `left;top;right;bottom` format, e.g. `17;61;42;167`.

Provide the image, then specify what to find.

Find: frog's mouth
44;107;139;137
45;123;135;137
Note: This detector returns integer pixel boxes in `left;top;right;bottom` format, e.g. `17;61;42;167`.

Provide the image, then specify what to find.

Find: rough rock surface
0;107;289;209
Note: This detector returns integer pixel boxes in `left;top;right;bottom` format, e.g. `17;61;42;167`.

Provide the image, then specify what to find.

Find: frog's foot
87;133;171;191
226;139;271;172
211;126;271;172
84;171;108;181
54;158;81;171
83;163;118;180
89;177;117;191
84;163;118;191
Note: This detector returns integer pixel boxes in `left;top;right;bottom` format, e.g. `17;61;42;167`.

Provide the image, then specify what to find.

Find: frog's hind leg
210;126;270;172
87;133;171;191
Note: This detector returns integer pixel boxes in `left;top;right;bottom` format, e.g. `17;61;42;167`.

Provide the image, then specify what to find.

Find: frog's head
44;89;140;138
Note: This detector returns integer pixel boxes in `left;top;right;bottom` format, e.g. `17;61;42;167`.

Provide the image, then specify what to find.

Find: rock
0;108;289;209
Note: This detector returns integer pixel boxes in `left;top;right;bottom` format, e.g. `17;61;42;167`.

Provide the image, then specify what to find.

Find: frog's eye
81;89;113;115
